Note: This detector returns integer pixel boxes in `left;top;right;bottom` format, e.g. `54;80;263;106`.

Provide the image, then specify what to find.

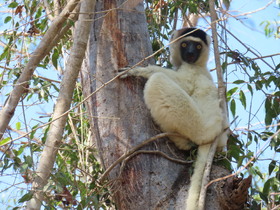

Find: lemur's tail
185;144;211;210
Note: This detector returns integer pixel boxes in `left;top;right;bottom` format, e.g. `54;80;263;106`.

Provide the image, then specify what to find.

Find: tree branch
0;0;80;140
99;132;184;183
206;128;280;188
198;1;229;209
26;1;95;209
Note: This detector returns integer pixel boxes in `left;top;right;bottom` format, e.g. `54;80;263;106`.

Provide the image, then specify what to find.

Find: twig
198;1;229;209
0;29;204;146
206;128;280;188
222;0;274;18
99;132;183;183
222;25;275;71
209;53;280;72
116;149;192;185
26;1;95;209
0;0;80;140
124;149;191;165
271;205;280;210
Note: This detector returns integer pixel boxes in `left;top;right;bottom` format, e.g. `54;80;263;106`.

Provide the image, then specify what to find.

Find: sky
0;0;279;208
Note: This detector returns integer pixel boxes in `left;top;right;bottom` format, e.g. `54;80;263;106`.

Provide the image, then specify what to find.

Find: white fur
186;144;211;210
120;29;228;209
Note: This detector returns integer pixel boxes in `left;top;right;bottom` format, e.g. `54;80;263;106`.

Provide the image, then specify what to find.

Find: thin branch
206;128;280;188
272;205;280;210
0;29;219;148
127;150;192;165
7;126;41;144
222;0;274;18
210;53;280;71
222;25;275;71
99;132;183;183
43;0;54;21
54;0;61;18
198;1;229;209
0;0;80;140
116;149;191;185
26;0;95;209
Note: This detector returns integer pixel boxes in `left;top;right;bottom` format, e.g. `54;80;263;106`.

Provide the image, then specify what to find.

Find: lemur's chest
174;71;197;94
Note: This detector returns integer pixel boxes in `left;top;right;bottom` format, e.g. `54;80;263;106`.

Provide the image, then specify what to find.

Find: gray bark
81;1;226;209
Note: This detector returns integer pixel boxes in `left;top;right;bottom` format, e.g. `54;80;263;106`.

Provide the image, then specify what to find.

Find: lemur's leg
143;72;208;149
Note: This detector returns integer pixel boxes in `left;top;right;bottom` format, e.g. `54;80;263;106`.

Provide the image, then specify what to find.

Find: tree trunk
81;1;226;209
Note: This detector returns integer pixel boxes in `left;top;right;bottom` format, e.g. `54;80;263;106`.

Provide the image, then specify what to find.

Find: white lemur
119;27;229;210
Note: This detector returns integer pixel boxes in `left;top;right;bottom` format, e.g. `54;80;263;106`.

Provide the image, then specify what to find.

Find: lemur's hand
117;67;132;79
118;66;145;79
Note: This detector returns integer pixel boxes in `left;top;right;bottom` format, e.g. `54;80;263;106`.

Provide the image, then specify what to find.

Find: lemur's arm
119;65;176;79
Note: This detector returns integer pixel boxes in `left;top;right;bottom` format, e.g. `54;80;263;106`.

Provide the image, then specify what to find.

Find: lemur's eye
181;42;187;48
197;44;202;50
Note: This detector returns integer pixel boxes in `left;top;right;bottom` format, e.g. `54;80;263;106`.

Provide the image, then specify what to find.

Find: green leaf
253;167;264;179
16;145;25;156
221;62;227;71
4;16;12;23
16;122;21;130
0;137;10;146
239;90;246;109
8;2;18;8
246;139;252;147
247;84;253;95
0;47;8;61
227;87;238;96
20;163;29;172
268;160;276;175
24;155;33;167
226;87;238;101
255;80;263;90
233;80;245;84
262;179;273;204
251;62;260;71
18;191;33;203
259;191;268;204
30;124;39;139
265;98;273;126
241;56;250;66
51;48;59;69
230;99;236;117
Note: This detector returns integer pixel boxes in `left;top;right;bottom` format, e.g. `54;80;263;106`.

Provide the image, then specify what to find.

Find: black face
180;40;202;64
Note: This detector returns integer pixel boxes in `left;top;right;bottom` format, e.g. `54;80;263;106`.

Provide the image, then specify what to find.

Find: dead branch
198;1;229;209
125;150;192;165
115;149;192;189
216;175;252;210
7;126;41;144
99;132;183;183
